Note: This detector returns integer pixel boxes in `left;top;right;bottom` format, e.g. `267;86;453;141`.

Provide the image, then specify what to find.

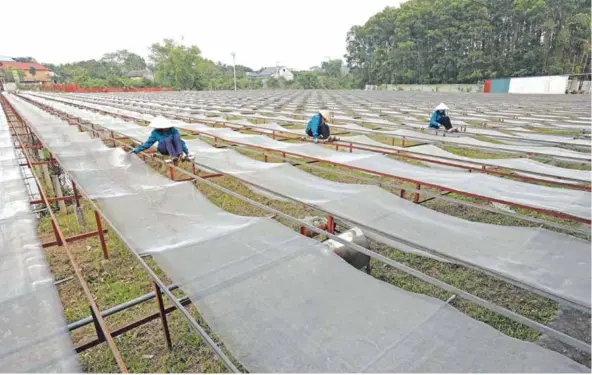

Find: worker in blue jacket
428;103;457;132
132;116;193;163
305;110;333;143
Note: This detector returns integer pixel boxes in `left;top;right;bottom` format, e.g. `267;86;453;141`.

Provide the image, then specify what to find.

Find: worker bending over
428;103;458;132
131;116;193;164
306;110;334;143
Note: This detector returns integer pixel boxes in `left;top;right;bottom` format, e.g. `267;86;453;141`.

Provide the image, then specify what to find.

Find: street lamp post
231;52;237;91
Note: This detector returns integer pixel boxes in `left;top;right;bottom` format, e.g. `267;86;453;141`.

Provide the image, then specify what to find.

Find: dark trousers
306;124;331;139
437;116;452;130
157;134;184;158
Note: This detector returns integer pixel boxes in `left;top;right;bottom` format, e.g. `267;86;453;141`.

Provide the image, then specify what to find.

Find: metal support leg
154;282;173;351
90;306;106;343
327;216;335;234
51;219;64;246
94;211;109;259
413;183;421;203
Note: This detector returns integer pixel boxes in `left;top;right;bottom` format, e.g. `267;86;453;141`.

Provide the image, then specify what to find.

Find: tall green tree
101;49;147;74
295;71;319;89
345;0;591;87
149;39;208;90
320;59;343;77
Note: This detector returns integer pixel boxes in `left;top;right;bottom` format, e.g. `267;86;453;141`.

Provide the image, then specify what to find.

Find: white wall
277;68;294;81
508;75;569;94
381;84;482;92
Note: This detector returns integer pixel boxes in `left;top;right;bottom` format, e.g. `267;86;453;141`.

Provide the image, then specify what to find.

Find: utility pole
231;52;237;91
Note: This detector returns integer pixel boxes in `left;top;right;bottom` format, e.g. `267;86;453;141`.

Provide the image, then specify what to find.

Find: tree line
345;0;591;86
27;39;354;90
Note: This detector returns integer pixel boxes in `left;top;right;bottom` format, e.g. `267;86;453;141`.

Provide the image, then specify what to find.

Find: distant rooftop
0;61;50;71
247;66;292;79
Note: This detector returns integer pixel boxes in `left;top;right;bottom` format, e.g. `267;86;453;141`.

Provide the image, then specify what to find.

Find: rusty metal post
94;211;109;259
169;164;175;180
72;181;86;228
400;189;406;199
327;216;335;234
51;219;64;246
154;282;173;351
414;183;421;203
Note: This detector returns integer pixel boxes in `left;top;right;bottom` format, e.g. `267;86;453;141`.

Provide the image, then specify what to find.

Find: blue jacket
133;128;189;154
428;110;444;129
305;114;324;139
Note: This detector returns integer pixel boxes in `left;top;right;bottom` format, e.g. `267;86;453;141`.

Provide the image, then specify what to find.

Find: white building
247;66;294;81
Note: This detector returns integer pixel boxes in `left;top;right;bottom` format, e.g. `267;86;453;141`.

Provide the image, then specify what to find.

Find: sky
2;0;404;71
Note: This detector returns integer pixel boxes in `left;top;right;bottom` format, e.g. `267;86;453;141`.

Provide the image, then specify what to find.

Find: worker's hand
186;152;195;161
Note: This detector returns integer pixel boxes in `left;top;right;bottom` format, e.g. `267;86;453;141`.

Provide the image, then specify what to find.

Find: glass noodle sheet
0;100;79;372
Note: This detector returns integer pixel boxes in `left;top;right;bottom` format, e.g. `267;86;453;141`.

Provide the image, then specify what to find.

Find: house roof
0;61;49;71
247;66;291;78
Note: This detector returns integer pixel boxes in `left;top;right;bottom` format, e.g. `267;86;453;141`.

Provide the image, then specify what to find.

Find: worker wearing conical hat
428;102;456;132
131;115;193;164
306;110;333;143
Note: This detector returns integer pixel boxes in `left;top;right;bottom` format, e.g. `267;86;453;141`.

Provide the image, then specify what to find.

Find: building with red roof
0;61;53;83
